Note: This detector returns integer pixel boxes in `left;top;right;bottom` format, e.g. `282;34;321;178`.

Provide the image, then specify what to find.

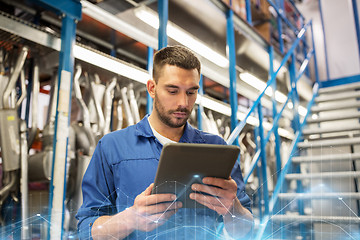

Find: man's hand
91;183;182;240
189;177;237;216
127;183;183;232
189;177;253;238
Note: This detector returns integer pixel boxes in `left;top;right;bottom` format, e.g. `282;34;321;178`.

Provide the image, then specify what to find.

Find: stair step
297;137;360;148
318;81;360;94
285;171;360;180
316;91;360;103
278;192;360;200
292;153;360;163
307;112;360;123
311;101;360;112
302;125;360;135
271;215;360;224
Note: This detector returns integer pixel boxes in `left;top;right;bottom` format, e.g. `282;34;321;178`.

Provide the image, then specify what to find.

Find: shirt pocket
112;158;158;211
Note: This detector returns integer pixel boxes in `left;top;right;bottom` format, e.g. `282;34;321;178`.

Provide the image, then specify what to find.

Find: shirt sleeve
75;139;117;239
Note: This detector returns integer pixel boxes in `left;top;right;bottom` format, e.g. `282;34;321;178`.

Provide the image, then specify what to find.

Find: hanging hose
128;83;140;123
28;59;40;149
103;77;117;134
2;46;28;108
73;65;91;129
116;99;123;130
91;74;105;136
120;87;134;126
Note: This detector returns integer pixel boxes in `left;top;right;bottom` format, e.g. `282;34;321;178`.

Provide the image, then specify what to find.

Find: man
76;45;253;239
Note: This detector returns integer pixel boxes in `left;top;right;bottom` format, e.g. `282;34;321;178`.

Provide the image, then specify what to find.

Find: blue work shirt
76;115;251;239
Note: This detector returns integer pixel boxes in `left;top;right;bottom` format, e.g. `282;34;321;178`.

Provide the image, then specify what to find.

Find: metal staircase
264;82;360;239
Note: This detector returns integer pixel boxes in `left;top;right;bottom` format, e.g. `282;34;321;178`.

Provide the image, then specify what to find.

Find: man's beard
154;94;192;128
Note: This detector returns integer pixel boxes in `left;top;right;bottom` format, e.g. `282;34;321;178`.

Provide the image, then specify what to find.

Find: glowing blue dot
193;174;200;178
232;215;235;218
36;214;41;217
338;197;343;200
154;220;159;223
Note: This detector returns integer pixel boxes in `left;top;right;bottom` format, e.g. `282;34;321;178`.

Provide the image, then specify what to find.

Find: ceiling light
42;85;51;91
287;102;293;109
135;8;229;68
298;105;307;116
73;45;149;84
239;72;287;103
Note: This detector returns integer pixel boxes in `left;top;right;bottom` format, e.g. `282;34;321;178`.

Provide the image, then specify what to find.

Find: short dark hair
153;45;201;82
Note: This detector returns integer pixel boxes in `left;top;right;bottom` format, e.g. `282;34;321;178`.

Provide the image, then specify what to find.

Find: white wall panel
321;0;360;79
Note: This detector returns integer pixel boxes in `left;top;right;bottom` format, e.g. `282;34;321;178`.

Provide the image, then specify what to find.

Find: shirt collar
135;114;205;143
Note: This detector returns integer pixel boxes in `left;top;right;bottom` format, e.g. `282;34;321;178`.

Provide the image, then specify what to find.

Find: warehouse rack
0;0;323;239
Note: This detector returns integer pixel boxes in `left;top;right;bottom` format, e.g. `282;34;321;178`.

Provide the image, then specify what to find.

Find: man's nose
177;92;189;108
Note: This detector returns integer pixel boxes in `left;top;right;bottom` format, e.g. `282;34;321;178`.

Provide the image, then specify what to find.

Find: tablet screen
151;143;240;208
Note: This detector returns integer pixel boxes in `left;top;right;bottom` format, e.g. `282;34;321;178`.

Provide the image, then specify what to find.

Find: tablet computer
151;143;240;208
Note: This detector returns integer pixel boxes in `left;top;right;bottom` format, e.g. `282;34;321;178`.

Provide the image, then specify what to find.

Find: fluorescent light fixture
42;85;51;91
298;105;307;116
287;102;293;109
73;45;149;85
239;72;287;103
135;8;229;68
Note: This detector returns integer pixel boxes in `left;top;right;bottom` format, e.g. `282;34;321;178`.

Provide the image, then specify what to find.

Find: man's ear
146;79;156;98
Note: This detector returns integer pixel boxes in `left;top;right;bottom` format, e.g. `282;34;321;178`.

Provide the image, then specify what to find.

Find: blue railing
225;17;320;239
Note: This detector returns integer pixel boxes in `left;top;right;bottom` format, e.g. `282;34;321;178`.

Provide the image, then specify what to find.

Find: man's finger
191;183;225;198
137;193;177;206
202;177;237;191
143;183;154;196
144;201;183;215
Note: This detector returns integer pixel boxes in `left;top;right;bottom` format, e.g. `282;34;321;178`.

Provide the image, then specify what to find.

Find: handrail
254;83;319;240
226;20;311;145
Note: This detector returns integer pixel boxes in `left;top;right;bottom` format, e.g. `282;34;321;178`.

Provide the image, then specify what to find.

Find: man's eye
168;90;177;94
187;91;196;95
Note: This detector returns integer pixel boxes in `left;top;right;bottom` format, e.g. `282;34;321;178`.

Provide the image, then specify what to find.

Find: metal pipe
46;73;58;126
15;69;27;109
269;45;282;180
2;46;28;108
20;120;29;240
73;66;91;129
158;0;168;49
104;77;117;134
116;99;123;130
120;87;134;126
226;6;238;138
128;83;140;123
197;75;204;130
245;0;252;25
91;74;105;135
28;59;40;148
257;102;269;215
48;14;77;240
146;47;153;114
311;22;321;85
